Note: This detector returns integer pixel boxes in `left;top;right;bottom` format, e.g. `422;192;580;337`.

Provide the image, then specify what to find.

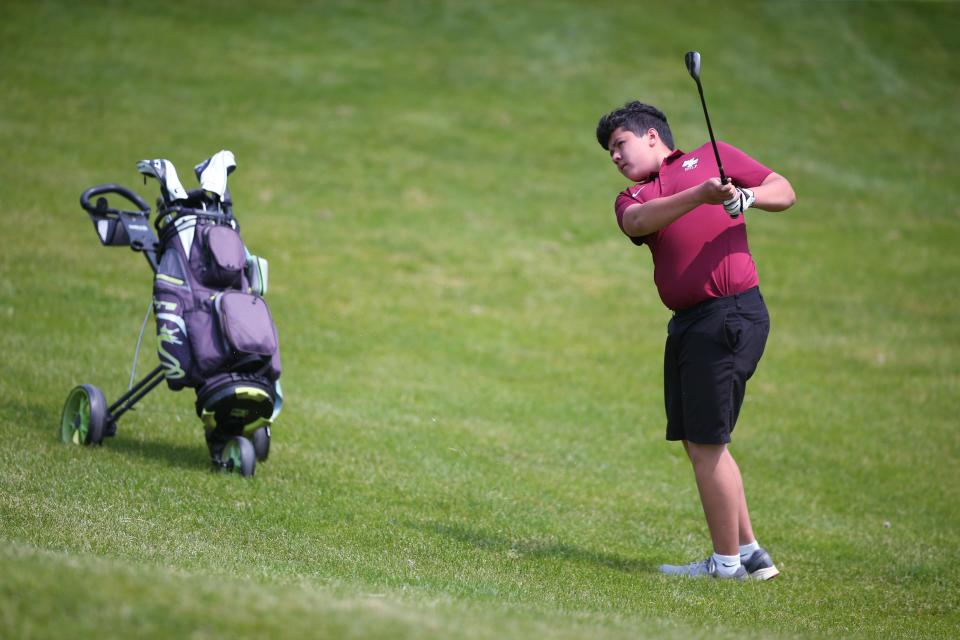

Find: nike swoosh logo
631;186;645;198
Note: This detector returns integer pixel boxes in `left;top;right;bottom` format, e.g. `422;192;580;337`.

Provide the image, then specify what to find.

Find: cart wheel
251;426;270;462
60;385;107;446
222;436;256;477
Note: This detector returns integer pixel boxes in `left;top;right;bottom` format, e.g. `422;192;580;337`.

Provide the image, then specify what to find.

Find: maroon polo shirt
614;141;773;311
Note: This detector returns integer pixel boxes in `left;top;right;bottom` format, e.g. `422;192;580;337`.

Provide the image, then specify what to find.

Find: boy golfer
596;101;796;579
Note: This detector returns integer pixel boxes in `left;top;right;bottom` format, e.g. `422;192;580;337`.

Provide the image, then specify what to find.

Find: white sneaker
659;557;747;580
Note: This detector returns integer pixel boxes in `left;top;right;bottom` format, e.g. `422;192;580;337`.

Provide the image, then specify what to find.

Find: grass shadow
104;434;209;472
10;395;210;473
416;520;653;574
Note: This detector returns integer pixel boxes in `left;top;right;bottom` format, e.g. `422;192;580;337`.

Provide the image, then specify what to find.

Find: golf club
684;51;728;184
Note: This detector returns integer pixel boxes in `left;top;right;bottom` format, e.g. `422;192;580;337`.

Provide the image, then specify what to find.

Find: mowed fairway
1;1;958;638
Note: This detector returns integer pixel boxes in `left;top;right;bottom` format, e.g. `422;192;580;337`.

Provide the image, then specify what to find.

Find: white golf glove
722;186;755;218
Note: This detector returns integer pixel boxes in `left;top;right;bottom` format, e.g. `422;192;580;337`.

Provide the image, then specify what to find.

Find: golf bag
147;152;282;449
65;150;282;476
152;193;282;437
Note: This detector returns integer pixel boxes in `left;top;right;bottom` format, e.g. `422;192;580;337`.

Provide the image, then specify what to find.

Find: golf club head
684;51;701;80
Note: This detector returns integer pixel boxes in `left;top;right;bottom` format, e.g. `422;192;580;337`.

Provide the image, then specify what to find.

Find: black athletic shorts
663;287;769;444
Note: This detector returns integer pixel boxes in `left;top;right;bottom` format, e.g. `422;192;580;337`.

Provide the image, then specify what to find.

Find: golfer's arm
620;188;704;237
750;172;796;212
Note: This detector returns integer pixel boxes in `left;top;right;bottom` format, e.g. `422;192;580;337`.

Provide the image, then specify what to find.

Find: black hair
596;101;674;151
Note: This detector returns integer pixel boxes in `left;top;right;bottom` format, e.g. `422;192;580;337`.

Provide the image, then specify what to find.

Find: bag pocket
186;291;280;378
200;225;246;288
216;291;279;358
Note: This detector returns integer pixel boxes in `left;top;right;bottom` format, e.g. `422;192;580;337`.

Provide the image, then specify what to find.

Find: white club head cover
137;158;189;202
193;150;237;200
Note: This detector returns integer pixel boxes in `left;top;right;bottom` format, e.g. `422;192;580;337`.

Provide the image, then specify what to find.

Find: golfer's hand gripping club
722;186;755;218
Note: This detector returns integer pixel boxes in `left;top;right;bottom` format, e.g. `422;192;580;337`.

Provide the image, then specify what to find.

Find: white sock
739;540;760;560
711;552;741;576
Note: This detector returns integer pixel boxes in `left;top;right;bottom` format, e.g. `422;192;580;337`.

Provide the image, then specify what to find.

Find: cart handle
80;184;150;216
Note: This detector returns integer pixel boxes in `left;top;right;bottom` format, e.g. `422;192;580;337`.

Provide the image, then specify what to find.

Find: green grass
2;0;959;638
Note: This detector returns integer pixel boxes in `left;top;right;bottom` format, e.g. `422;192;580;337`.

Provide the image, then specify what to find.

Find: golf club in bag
61;151;283;477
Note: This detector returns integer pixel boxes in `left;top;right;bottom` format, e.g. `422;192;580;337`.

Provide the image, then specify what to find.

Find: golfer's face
608;127;657;182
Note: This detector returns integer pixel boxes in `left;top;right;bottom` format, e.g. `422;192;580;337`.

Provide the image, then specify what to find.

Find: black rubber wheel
60;384;107;446
222;436;256;477
251;426;270;462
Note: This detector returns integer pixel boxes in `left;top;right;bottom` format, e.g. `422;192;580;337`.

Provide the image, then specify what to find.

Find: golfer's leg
730;453;756;545
686;442;740;556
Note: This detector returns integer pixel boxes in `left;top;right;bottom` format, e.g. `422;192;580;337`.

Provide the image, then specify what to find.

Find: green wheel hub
60;384;106;446
223;439;243;469
220;436;255;477
61;387;91;445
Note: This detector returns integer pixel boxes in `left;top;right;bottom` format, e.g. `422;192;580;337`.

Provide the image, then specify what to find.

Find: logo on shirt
682;157;699;171
631;185;646;198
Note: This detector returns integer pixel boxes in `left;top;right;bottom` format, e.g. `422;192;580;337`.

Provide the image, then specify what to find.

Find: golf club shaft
694;79;728;184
